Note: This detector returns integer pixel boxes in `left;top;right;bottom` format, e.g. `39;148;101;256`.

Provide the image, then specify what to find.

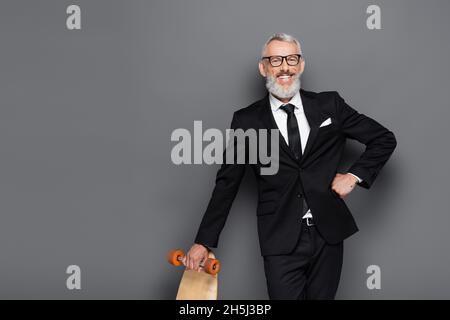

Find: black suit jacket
195;89;397;256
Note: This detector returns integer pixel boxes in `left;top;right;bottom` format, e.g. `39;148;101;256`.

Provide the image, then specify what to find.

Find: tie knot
280;103;296;115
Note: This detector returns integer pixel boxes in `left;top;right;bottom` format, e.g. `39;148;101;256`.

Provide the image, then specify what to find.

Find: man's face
258;40;305;98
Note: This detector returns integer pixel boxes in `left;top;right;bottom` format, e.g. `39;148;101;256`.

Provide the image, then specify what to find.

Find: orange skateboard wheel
203;258;220;275
167;249;185;266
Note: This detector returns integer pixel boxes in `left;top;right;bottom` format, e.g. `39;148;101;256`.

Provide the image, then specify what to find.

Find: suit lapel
299;89;322;165
259;89;324;165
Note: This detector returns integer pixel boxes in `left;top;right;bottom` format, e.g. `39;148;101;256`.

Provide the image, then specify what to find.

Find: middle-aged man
182;33;397;299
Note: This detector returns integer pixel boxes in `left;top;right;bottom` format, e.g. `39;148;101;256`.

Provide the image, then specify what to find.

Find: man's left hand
331;173;358;198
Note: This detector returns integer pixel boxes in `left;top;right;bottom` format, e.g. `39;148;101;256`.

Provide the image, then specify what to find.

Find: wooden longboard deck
176;252;218;300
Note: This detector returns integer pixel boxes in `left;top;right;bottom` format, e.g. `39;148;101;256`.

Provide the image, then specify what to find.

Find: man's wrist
347;172;362;184
197;243;212;252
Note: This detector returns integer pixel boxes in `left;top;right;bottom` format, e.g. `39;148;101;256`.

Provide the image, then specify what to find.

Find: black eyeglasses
261;54;302;67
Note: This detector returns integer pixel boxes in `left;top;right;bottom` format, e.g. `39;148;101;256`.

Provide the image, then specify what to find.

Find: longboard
167;249;220;300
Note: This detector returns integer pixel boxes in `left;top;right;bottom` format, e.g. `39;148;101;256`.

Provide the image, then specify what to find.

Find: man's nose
280;58;289;71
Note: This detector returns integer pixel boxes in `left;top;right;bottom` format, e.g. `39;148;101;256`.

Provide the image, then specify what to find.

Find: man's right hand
182;243;209;272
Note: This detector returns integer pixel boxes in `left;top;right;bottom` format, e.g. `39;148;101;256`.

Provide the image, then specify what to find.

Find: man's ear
258;61;267;77
299;58;305;75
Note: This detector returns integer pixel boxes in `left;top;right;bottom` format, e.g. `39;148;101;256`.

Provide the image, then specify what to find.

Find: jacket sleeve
336;92;397;189
194;112;247;248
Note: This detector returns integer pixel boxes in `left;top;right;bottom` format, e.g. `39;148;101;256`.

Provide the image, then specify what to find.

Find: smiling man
183;33;397;300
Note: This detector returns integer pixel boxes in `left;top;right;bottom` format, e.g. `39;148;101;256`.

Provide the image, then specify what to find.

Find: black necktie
280;103;302;160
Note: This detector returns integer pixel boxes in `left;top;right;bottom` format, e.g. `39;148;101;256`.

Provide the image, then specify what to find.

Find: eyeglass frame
261;54;303;67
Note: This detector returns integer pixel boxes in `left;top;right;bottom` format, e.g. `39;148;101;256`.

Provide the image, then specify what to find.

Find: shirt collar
269;91;304;113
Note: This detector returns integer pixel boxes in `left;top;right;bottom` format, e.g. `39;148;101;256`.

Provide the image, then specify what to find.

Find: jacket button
297;193;303;198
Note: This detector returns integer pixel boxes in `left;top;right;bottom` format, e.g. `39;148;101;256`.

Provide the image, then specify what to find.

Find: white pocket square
319;117;332;128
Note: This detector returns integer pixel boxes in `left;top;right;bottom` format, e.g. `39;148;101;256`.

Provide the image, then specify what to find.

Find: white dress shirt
269;92;362;219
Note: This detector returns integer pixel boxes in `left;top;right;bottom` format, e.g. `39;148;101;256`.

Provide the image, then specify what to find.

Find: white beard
265;73;301;99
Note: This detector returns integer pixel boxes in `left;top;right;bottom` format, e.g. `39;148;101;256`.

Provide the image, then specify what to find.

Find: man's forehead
265;40;300;55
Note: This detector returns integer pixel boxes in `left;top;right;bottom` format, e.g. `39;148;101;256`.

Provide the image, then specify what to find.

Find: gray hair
261;33;302;58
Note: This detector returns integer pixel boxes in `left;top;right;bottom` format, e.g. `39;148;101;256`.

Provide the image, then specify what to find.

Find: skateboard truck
167;249;221;275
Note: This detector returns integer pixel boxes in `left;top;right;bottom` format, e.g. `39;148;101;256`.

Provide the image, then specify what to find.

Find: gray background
0;0;448;299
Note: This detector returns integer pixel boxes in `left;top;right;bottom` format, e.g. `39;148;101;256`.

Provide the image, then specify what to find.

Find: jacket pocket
330;189;340;199
318;122;338;136
330;189;344;203
330;189;349;211
257;190;278;216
